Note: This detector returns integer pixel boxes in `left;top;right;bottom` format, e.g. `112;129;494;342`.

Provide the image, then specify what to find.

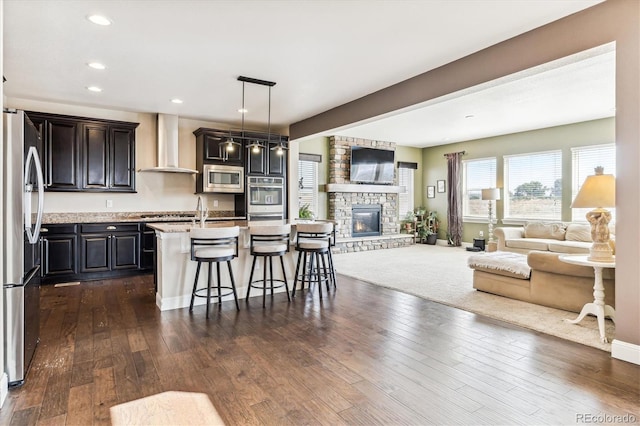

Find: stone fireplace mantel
325;183;405;193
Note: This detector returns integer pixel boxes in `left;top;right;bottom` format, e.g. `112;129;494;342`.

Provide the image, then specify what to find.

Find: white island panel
151;222;300;311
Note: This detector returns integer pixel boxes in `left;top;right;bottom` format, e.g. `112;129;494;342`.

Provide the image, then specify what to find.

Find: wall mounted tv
349;146;395;184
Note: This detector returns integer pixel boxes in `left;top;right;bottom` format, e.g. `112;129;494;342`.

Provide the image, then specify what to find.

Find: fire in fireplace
352;204;382;237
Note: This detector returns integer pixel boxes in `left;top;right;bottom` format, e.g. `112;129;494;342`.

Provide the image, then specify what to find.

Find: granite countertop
147;219;290;233
42;211;243;224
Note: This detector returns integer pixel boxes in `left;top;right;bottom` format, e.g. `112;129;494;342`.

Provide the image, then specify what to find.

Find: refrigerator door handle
24;146;45;244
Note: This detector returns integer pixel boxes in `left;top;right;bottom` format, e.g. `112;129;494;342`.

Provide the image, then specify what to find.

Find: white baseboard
611;339;640;365
0;372;9;408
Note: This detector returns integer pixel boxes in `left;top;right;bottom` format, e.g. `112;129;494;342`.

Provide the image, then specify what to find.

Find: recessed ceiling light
87;15;112;26
87;62;106;70
87;86;102;92
171;99;183;104
238;108;248;113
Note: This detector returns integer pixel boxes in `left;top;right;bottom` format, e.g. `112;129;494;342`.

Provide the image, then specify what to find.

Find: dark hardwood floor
1;273;639;425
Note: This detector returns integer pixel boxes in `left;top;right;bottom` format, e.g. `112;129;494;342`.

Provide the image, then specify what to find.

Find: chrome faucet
195;196;207;225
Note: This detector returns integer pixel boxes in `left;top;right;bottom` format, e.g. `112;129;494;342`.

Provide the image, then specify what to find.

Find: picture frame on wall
427;186;435;198
437;180;446;193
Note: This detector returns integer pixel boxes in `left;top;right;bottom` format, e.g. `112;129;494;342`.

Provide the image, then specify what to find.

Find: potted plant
424;211;439;245
299;203;314;220
401;210;415;233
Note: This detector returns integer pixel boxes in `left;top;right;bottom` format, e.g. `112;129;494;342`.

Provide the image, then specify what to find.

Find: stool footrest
193;287;236;299
249;279;288;290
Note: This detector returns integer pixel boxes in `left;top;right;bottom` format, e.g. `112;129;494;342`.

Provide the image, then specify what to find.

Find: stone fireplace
352;205;382;237
325;136;413;252
327;136;400;238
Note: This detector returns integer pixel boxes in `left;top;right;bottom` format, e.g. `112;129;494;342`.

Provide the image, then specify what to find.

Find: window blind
298;160;318;217
504;150;562;220
398;167;414;217
463;158;497;217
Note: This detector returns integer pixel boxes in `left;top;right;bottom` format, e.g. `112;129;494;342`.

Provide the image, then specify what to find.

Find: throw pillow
565;223;592;242
523;221;566;240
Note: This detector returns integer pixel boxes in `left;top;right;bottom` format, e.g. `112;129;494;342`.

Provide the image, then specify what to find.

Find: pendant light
225;82;244;153
266;84;288;156
237;76;284;154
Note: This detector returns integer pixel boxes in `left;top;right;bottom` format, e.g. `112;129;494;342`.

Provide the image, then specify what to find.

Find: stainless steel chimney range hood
138;114;198;174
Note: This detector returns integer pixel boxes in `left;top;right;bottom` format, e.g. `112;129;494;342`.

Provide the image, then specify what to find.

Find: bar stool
245;224;292;308
189;226;240;318
292;222;336;298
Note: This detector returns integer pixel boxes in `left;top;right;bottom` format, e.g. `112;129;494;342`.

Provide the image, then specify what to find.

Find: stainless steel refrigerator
3;110;45;387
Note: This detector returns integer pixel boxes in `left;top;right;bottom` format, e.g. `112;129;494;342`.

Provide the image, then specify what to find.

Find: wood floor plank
38;372;71;421
65;383;93;425
4;273;638;425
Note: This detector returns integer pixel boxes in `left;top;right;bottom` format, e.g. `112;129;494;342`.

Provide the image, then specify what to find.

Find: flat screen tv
350;146;395;184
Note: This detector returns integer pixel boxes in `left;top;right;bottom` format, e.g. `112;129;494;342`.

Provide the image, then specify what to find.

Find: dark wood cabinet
194;127;287;176
82;122;109;190
40;224;77;279
81;123;136;191
110;126;136;190
32;116;81;190
194;129;244;165
266;140;287;176
79;223;140;273
26;111;138;193
247;145;267;175
245;136;287;177
41;222;146;284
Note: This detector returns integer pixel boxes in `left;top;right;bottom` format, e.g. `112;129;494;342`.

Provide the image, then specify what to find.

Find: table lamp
570;166;615;262
481;188;501;243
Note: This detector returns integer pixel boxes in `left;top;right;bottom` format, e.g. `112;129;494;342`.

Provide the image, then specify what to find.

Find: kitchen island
148;220;306;311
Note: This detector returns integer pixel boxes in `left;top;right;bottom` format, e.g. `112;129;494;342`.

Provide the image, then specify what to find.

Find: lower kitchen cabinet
41;222;147;285
40;224;77;279
79;223;140;273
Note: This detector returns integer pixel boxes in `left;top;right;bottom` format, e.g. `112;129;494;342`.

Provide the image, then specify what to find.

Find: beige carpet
333;244;613;352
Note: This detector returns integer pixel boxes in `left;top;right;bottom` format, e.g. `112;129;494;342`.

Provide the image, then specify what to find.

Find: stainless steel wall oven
246;176;284;220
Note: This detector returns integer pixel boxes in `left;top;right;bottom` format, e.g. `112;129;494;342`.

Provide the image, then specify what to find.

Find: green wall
421;118;615;242
297;136;329;219
395;145;425;210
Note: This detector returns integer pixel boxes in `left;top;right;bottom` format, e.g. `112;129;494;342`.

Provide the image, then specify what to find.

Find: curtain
445;152;464;246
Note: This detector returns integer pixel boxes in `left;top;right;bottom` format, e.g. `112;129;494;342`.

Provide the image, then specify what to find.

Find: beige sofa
494;221;614;255
470;250;615;313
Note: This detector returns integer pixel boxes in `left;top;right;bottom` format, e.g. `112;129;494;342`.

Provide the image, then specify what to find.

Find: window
571;144;616;222
504;150;562;220
463;158;497;218
398;167;415;217
298;157;319;218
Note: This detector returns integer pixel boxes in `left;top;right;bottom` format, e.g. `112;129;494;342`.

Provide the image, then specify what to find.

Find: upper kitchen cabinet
26;111;139;192
29;113;81;190
81;122;136;191
194;128;243;165
246;138;288;176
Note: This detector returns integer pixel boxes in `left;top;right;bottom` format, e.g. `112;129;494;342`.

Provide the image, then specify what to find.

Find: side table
558;254;615;343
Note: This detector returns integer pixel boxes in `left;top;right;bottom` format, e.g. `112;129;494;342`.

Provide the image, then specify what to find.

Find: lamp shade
481;188;501;201
571;167;615;208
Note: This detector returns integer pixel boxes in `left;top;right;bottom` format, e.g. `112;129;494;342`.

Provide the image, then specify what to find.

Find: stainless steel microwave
202;164;245;193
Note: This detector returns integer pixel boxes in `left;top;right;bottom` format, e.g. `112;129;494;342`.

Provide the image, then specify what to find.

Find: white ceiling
3;0;610;147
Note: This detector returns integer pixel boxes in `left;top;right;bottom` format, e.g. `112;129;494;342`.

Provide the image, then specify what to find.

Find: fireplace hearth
352;205;382;237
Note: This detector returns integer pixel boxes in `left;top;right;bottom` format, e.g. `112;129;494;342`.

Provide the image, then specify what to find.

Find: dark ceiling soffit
288;1;615;141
